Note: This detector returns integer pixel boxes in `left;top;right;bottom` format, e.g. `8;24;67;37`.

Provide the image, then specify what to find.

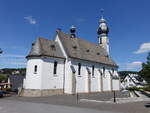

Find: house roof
26;38;65;59
121;74;146;85
57;30;117;67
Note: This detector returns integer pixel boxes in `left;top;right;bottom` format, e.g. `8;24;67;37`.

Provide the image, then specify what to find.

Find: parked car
0;90;3;97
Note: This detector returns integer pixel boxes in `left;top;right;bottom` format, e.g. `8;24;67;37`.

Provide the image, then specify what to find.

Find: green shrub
0;74;7;82
142;85;150;92
126;87;141;91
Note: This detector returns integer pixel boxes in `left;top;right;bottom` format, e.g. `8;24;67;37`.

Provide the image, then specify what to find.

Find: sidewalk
80;97;150;104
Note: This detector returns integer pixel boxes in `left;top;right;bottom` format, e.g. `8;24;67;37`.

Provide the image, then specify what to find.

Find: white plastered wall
24;58;43;89
41;57;65;89
24;57;65;90
70;58;114;93
112;70;120;91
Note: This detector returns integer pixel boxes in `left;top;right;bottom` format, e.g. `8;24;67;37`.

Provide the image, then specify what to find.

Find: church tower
97;15;109;54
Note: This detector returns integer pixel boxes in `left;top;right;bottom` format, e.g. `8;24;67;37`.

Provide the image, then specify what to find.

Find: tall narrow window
53;61;57;74
34;65;37;74
100;38;102;44
92;65;94;76
103;67;105;76
112;68;114;74
78;63;81;75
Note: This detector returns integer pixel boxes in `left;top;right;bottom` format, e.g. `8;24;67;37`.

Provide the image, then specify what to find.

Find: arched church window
92;65;94;77
100;38;102;44
53;61;57;75
78;63;81;75
34;65;37;74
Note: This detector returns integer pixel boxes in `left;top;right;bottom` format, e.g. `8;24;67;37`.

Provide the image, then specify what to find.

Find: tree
0;74;7;82
139;52;150;84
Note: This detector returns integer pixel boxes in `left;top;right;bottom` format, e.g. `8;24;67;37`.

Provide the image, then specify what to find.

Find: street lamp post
76;93;79;103
113;91;116;103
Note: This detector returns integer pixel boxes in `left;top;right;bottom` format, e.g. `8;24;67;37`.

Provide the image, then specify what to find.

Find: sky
0;0;150;71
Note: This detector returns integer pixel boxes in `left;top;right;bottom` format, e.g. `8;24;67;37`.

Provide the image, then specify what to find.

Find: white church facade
23;17;120;97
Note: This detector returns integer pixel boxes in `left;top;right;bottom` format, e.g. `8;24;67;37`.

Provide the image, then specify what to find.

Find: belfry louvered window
53;61;57;74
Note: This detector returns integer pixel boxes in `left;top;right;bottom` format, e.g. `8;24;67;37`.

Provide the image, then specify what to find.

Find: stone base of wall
22;89;64;97
21;89;120;97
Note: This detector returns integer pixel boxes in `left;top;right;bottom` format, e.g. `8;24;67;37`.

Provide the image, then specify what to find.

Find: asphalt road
1;91;150;113
0;99;121;113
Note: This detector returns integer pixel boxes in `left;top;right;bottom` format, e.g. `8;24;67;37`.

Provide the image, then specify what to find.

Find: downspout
86;67;91;93
99;69;103;92
63;59;66;94
88;74;91;93
100;69;103;92
109;71;113;91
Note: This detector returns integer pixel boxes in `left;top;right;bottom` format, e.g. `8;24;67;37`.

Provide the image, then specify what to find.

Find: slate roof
57;30;117;67
27;38;65;59
27;29;117;67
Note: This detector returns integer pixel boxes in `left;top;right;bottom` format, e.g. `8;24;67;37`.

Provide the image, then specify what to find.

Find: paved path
80;97;150;104
0;99;120;113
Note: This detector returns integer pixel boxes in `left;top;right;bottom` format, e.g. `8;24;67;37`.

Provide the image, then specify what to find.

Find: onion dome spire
97;9;109;36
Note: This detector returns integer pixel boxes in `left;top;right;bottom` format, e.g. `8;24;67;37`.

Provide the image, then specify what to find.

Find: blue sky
0;0;150;71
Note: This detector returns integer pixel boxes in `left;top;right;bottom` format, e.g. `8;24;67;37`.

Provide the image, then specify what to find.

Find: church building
23;16;120;97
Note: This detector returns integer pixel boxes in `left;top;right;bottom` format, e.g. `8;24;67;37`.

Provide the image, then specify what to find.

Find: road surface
0;99;121;113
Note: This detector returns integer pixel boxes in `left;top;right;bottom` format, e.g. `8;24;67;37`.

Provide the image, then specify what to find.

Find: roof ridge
58;31;101;47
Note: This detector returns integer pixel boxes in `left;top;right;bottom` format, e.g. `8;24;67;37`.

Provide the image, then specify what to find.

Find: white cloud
76;18;85;23
0;54;26;68
9;62;26;65
24;16;37;24
126;61;142;70
1;54;25;58
134;42;150;54
119;61;142;71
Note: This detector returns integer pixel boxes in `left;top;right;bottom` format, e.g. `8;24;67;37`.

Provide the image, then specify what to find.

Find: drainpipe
109;71;113;91
98;69;103;92
100;72;103;92
63;59;66;94
88;74;91;93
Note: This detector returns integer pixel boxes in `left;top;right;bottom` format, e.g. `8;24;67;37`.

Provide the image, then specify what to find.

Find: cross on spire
100;9;104;18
